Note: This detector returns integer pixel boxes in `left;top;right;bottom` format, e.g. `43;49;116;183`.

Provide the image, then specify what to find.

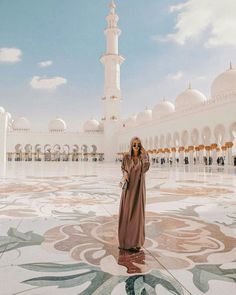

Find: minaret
100;1;125;162
100;0;124;122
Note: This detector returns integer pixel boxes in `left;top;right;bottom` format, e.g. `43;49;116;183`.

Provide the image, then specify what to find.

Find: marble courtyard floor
0;162;236;295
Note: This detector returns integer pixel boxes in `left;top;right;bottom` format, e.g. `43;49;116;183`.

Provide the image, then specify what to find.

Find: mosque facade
0;1;236;166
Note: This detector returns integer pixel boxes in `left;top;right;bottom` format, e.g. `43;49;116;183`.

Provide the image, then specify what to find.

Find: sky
0;0;236;131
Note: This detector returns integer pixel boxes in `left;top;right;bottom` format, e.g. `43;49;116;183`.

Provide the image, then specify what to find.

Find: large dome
211;63;236;99
136;108;152;124
0;106;5;114
83;118;101;132
153;99;175;119
175;85;207;111
12;117;30;131
49;118;66;132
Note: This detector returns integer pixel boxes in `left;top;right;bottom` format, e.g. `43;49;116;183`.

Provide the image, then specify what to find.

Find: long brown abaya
118;140;150;249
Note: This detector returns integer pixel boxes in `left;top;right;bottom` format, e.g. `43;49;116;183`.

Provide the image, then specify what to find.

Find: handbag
119;177;128;190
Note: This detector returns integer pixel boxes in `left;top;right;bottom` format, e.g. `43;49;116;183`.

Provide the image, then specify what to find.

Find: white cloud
167;71;183;80
156;0;236;47
38;60;53;67
195;76;207;81
30;76;67;90
0;47;22;63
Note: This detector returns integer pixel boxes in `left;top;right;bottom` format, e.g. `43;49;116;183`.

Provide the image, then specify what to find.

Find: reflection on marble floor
0;162;236;295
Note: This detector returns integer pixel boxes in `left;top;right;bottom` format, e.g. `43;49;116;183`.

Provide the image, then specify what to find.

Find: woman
118;136;150;251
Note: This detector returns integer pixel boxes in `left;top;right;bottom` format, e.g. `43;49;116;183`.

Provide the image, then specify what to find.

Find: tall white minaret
100;1;125;162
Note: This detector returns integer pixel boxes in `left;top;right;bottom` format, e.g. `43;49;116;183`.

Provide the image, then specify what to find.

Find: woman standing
118;136;150;251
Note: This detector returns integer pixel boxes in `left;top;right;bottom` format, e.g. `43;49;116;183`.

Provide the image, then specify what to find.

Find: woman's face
132;139;141;153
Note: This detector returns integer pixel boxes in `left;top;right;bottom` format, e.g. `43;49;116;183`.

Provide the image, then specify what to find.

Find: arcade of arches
117;123;236;166
7;144;104;162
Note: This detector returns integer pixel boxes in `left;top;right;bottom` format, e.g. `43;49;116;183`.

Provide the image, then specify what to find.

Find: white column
172;151;176;166
199;150;204;165
0;110;8;164
212;149;218;166
189;150;194;165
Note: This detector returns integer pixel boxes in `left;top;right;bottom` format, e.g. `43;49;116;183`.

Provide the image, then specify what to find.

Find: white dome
175;85;206;111
136;108;152;124
12;117;30;131
211;64;236;99
153;99;175;119
83;119;101;132
125;114;137;128
49;118;66;132
0;106;5;114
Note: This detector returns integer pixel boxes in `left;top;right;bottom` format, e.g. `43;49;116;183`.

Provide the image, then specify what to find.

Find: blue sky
0;0;235;131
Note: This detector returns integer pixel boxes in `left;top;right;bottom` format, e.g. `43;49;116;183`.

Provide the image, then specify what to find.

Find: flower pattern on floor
0;163;236;295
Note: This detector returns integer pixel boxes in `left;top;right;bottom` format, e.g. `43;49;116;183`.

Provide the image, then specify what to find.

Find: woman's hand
124;174;129;181
141;147;146;154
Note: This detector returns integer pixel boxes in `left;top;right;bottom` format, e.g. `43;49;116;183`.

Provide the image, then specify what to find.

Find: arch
229;122;236;140
201;126;211;145
149;136;153;150
72;144;79;161
53;144;61;161
72;144;79;152
25;144;32;153
160;134;165;148
166;133;172;148
44;144;51;152
191;128;199;146
181;130;189;147
173;132;180;147
91;144;97;154
145;138;148;149
34;144;42;161
53;144;61;152
154;136;158;149
81;144;89;153
35;144;42;153
15;144;22;153
214;124;225;145
62;144;70;153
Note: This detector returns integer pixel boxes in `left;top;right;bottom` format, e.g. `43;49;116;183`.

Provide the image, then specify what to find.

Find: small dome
49;118;66;132
153;99;175;119
175;84;206;111
136;108;152;124
125;114;137;128
12;117;30;131
83;118;101;132
211;63;236;99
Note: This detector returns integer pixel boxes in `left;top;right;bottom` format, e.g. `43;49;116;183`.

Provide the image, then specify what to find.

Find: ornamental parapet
225;142;234;148
210;143;218;149
188;146;194;151
178;146;185;152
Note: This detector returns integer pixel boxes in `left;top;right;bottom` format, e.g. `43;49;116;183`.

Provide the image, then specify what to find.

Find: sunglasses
133;143;141;148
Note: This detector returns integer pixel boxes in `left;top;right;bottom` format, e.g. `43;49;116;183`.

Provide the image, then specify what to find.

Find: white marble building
0;1;236;166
